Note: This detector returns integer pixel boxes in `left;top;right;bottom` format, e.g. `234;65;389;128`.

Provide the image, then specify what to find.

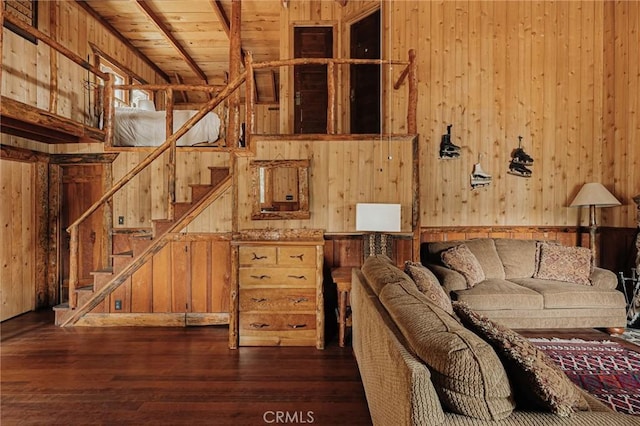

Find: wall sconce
570;182;621;265
356;203;401;258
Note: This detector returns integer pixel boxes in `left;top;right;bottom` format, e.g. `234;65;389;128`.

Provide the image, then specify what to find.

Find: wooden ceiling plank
134;0;209;83
75;1;170;82
209;0;230;36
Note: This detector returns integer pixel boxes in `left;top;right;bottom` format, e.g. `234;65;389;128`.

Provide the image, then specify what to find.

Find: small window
3;0;38;43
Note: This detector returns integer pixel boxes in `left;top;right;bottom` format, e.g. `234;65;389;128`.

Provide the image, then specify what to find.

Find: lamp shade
570;183;621;207
355;203;401;232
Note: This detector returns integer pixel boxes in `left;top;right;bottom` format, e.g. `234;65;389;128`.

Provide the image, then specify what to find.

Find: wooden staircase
54;167;231;326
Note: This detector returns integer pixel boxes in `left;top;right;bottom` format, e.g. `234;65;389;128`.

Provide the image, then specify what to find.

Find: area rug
530;338;640;415
618;328;640;347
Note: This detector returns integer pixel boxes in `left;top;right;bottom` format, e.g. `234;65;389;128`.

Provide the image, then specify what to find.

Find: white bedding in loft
113;107;221;147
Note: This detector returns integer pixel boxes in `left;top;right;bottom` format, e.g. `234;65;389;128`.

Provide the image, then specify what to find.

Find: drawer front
239;288;316;312
277;246;317;267
239;267;316;288
239;246;277;266
240;313;317;332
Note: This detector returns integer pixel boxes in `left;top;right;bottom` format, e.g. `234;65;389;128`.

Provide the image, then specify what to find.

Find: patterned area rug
619;328;640;347
530;338;640;415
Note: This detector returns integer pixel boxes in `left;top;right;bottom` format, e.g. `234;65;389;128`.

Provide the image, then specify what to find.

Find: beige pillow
404;261;453;314
534;243;592;286
441;244;486;287
453;302;589;417
380;281;514;421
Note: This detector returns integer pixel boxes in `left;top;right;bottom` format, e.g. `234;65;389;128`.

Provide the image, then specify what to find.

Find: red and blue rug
530;338;640;415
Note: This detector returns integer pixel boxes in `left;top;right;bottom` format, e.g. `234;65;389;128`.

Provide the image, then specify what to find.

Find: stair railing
66;50;417;310
66;71;247;308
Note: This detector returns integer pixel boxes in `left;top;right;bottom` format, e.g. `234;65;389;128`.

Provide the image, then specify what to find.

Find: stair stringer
60;175;232;327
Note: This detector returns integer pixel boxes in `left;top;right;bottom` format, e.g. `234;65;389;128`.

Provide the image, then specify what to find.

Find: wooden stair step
91;268;114;289
173;202;193;218
209;167;230;186
189;184;214;201
111;251;133;271
153;218;175;236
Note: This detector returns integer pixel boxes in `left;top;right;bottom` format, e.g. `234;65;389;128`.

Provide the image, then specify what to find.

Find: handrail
66;51;416;309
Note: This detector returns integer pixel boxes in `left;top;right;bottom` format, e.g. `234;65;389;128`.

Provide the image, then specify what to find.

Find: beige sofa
351;255;637;425
421;238;627;330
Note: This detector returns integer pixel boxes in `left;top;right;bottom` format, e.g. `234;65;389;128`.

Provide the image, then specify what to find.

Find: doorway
350;9;381;134
293;26;333;134
59;164;106;303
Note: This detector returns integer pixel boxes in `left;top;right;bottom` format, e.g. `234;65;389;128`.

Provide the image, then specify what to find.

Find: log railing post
245;51;255;150
68;225;79;309
407;49;417;134
327;61;336;134
103;75;114;146
166;88;176;217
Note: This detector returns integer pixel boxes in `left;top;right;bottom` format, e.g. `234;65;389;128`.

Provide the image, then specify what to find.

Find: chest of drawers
229;229;324;349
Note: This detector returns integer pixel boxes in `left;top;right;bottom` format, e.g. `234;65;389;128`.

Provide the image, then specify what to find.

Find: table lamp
570;182;621;264
355;203;401;258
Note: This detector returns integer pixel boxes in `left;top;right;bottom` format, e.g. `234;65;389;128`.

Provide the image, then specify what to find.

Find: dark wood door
294;27;333;134
60;164;105;302
350;10;381;134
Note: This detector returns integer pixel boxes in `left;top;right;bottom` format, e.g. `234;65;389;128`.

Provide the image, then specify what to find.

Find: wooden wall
0;159;36;320
236;137;415;233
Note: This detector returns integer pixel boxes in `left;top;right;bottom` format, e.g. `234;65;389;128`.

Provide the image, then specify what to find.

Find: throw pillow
453;302;590;416
534;243;592;286
404;261;453;314
441;244;486;288
380;281;515;421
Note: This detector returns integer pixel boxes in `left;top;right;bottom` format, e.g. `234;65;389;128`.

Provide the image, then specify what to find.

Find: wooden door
294;27;333;134
0;160;35;321
350;10;381;134
60;165;105;302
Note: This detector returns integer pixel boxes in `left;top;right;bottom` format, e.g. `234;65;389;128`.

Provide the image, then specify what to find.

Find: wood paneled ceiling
80;0;282;103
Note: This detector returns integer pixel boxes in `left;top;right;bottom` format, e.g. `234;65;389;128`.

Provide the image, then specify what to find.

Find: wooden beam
227;0;242;147
134;0;208;83
207;0;246;66
76;1;170;82
173;73;188;103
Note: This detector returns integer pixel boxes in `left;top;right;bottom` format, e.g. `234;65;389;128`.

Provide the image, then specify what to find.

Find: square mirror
250;159;310;220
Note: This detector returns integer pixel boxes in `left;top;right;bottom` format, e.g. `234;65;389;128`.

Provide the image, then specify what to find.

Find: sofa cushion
534;243;593;286
362;254;414;295
441;244;486;288
379;280;515;420
453;302;590;417
428;239;506;279
509;278;626;309
404;261;453;314
494;239;538;278
453;278;544;311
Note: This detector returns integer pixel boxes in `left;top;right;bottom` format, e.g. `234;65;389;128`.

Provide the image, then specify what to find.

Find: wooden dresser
229;229;325;349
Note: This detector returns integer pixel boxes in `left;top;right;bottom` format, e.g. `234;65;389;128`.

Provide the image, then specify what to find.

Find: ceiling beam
134;0;209;83
208;0;246;66
75;1;169;83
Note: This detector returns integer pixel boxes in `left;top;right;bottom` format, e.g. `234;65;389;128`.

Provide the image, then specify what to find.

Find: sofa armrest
426;264;467;295
590;267;618;289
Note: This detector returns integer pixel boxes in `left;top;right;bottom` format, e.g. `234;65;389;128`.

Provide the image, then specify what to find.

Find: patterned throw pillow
441;244;486;288
404;261;453;314
534;243;592;286
453;302;590;416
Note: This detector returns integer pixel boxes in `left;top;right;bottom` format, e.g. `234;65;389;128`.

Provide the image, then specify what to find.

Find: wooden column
244;51;254;150
327;62;336;134
49;2;58;114
227;0;242;147
407;49;417;134
103;76;115;146
166;89;175;218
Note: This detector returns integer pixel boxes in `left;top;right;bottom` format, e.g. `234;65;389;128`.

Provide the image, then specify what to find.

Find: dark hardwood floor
3;311;638;426
1;310;372;426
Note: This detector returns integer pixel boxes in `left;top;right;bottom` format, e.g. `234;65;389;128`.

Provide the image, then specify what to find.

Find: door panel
294;27;333;134
350;10;381;134
60;164;105;302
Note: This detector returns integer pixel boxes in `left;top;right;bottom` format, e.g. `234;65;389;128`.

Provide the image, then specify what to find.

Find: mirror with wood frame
250;159;310;220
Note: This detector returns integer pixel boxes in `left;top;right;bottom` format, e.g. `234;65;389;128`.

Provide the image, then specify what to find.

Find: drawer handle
289;254;305;261
287;275;307;280
251;297;268;303
291;297;309;304
288;323;307;329
250;274;271;280
250;322;270;329
251;252;268;260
